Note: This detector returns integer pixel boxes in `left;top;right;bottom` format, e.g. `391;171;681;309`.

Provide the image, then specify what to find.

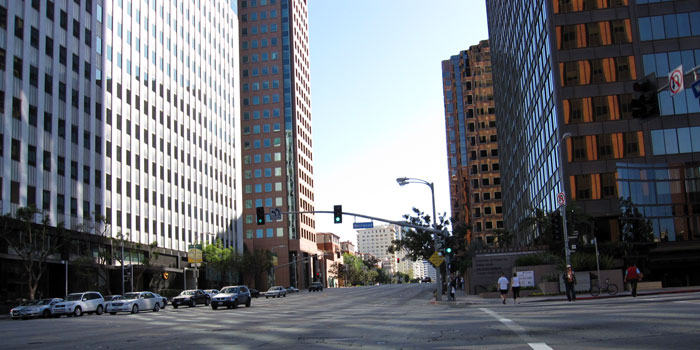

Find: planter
539;281;560;294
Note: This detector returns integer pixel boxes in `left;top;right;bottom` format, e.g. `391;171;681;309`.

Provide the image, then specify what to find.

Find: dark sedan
171;289;210;308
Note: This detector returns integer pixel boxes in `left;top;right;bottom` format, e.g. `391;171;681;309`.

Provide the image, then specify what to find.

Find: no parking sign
669;65;684;96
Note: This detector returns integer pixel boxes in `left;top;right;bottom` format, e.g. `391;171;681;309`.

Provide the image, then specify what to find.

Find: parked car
203;289;220;297
286;286;299;293
249;288;260;298
421;277;432;283
10;301;32;320
264;286;287;298
309;282;323;292
171;289;210;308
211;286;251;309
106;292;161;314
52;291;105;317
17;298;64;319
152;293;168;309
103;295;123;302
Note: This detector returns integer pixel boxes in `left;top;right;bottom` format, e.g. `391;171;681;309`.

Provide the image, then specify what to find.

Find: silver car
17;298;64;319
106;292;161;314
211;286;252;309
10;301;32;320
52;291;105;317
264;286;287;298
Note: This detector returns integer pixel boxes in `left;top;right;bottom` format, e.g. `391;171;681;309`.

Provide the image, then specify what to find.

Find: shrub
570;252;615;271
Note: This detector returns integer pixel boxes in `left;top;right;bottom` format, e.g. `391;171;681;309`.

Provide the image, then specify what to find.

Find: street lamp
558;132;573;266
396;177;443;301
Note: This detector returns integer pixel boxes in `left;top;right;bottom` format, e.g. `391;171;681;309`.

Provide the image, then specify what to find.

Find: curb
521;288;700;303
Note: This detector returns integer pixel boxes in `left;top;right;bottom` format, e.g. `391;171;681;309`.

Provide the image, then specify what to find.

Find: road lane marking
479;308;555;350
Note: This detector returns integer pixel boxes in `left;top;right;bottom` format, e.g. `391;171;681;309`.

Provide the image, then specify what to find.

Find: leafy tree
329;261;347;286
387;207;450;262
0;206;66;300
242;248;273;289
619;198;654;243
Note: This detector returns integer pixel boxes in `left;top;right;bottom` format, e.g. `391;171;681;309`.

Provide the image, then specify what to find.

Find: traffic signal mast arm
275;209;444;235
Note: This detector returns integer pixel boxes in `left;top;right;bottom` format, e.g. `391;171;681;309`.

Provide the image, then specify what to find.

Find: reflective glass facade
487;0;700;244
442;41;504;246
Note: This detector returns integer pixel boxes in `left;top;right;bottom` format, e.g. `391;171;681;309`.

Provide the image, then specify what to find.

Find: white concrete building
356;224;405;274
0;0;243;255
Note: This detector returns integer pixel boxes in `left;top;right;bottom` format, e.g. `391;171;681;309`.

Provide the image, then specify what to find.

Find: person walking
511;272;521;304
497;273;509;304
562;265;577;302
624;263;643;297
449;278;456;301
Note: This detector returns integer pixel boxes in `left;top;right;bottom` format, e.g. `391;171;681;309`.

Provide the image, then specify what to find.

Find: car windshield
220;287;239;294
124;293;140;299
36;299;53;305
66;294;83;301
180;290;195;296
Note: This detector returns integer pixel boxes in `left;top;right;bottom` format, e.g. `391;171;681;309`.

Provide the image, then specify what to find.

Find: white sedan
106;292;161;314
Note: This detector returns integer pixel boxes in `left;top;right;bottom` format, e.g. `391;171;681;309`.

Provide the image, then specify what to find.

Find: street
1;284;699;349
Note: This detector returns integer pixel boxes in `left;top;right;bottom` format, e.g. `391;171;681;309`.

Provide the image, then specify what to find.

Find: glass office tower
442;41;504;246
486;0;700;252
0;0;243;297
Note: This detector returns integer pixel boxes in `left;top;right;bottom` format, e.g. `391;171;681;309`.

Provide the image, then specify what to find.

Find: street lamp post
558;132;573;266
396;177;443;301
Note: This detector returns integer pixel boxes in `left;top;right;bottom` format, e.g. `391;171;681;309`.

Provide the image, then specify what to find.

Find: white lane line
479;308;555;350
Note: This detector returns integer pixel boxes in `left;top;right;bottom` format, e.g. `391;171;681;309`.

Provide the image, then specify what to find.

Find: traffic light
256;207;265;225
631;73;659;119
550;212;563;241
445;247;452;254
333;205;342;224
397;258;400;263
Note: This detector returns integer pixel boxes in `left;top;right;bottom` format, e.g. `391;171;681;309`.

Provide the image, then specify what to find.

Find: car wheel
110;312;117;315
173;304;179;309
205;299;210;306
96;305;104;315
283;293;286;297
74;306;83;317
211;305;218;310
42;309;51;318
233;300;238;309
190;299;196;307
131;305;139;314
265;296;269;299
245;298;251;307
154;303;160;312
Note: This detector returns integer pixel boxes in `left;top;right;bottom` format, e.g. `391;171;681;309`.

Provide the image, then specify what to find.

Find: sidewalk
430;286;700;306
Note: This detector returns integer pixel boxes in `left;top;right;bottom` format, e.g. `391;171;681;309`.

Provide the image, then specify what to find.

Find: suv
309;282;323;292
52;292;105;317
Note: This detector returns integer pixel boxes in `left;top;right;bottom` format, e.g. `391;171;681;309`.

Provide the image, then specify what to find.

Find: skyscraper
0;0;243;296
238;0;316;289
486;0;700;278
442;40;504;246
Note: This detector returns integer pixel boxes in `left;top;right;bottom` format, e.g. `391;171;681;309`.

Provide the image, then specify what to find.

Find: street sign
557;192;566;207
691;80;700;99
669;65;684;96
353;222;374;229
187;244;203;263
269;208;282;220
429;251;444;267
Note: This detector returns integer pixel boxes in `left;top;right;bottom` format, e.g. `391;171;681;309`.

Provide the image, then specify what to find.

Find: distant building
413;260;437;281
340;240;356;256
442;40;504;246
316;232;342;288
356;224;402;274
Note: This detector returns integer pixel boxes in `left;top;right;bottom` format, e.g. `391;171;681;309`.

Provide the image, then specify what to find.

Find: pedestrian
624;263;643;297
497;273;509;304
449;279;456;301
511;272;521;304
562;265;577;302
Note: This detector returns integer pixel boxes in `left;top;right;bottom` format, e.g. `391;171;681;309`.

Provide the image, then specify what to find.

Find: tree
329;262;346;286
72;214;113;295
241;248;273;290
0;206;65;300
387;207;450;262
204;239;242;286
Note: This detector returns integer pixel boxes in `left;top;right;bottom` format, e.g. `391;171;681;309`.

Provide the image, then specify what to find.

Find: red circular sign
669;68;683;94
557;192;566;206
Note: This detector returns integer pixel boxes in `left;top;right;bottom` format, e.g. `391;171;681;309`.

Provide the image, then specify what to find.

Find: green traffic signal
445;247;452;254
256;207;265;225
333;205;342;224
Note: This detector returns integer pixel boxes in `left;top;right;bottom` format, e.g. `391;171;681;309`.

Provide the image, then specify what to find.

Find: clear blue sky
309;0;490;245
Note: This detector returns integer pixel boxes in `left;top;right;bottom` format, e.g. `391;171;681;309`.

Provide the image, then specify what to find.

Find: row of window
473;205;503;217
563;94;634;124
553;0;628;14
557;19;631;50
472;220;504;232
243;109;282;120
246;227;285;239
567;131;645;162
560;56;635;87
651;127;700;156
473;191;502;203
570;173;618;200
471;163;500;174
643;50;700;78
638;12;700;41
240;0;277;9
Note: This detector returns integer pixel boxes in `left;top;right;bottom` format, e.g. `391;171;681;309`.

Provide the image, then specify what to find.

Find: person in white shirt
497;273;509;304
511;273;521;304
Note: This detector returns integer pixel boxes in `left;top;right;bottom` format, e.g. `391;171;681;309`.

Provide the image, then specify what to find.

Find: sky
308;0;490;245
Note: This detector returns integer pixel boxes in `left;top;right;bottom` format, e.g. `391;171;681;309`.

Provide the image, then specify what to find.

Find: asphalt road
1;284;699;349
